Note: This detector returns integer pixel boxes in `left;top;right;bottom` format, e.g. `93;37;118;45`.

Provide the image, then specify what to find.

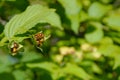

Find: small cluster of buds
33;31;45;47
10;41;23;56
11;42;19;53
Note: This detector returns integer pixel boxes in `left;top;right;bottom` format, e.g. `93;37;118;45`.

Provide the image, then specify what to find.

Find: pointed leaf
63;63;91;80
104;9;120;31
113;54;120;69
26;62;59;72
58;0;82;33
88;2;112;19
85;29;103;43
4;4;62;41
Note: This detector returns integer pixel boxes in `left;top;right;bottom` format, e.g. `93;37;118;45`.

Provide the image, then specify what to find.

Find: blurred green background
0;0;120;80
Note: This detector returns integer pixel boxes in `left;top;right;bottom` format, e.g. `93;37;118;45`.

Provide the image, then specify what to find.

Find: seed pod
11;48;17;55
32;31;51;55
33;31;45;47
34;32;44;41
9;41;23;56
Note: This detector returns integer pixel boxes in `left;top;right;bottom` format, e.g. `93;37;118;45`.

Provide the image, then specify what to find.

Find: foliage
0;0;120;80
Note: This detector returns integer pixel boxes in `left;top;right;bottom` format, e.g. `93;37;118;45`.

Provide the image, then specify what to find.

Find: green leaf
98;43;120;57
99;37;113;44
104;9;120;31
0;55;12;73
39;11;62;30
26;62;62;80
88;2;112;19
85;22;104;43
113;54;120;69
58;0;82;33
79;11;88;22
63;63;91;80
85;29;103;43
4;4;62;41
26;62;59;72
13;70;26;80
98;44;114;57
92;63;102;74
12;70;33;80
99;43;120;69
27;62;91;79
21;51;41;62
70;15;80;34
